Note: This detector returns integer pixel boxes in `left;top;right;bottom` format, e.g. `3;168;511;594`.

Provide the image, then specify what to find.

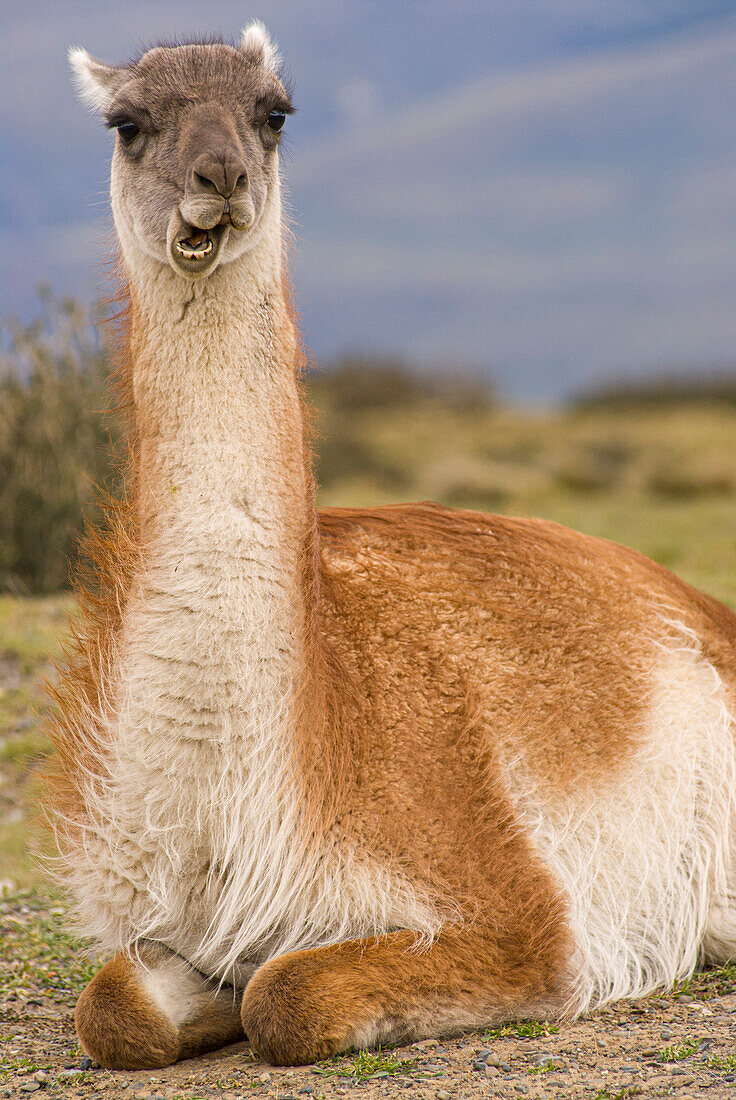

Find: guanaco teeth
175;237;213;260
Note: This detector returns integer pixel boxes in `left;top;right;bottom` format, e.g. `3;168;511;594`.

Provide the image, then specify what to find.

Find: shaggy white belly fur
506;629;736;1013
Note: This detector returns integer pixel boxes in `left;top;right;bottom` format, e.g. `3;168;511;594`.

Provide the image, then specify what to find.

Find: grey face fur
73;34;292;279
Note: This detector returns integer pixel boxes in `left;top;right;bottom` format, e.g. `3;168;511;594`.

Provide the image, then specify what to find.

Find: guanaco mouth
175;229;214;260
168;218;230;279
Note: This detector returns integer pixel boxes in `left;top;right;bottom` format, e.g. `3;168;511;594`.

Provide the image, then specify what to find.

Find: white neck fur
75;184;319;973
68;183;440;982
113;178;313;744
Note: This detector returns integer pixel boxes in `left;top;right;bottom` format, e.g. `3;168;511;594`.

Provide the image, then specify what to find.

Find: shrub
0;291;119;593
0;299;495;592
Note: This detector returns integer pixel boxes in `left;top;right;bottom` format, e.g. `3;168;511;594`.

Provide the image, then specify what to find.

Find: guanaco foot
241;950;358;1065
75;947;244;1070
241;925;569;1067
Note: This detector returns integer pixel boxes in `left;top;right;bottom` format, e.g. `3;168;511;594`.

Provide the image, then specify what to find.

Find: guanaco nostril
194;172;220;194
234;172;248;191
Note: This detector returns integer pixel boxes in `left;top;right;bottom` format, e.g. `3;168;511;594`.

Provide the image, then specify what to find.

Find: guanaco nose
189;151;248;199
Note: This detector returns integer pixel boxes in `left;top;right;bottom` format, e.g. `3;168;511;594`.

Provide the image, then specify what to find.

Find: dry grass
314;396;736;607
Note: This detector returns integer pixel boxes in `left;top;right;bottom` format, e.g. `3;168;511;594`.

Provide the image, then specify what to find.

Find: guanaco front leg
241;924;569;1066
75;945;246;1070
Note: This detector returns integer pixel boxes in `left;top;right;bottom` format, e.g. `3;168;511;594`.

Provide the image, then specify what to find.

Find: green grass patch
528;1060;561;1075
0;892;100;1002
675;960;736;1000
659;1036;703;1062
313;1049;417;1080
0;1056;42;1085
0;596;72;667
484;1019;559;1041
592;1088;638;1100
0;726;51;764
707;1053;736;1073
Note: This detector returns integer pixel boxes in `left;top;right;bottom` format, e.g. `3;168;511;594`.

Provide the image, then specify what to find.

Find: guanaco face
71;25;292;280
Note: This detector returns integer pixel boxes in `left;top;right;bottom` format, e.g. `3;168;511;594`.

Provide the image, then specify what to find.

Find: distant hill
574;370;736;409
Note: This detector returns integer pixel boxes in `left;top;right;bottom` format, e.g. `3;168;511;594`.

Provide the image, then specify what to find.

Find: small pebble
80;1057;93;1071
259;1073;272;1084
471;1060;487;1073
484;1065;499;1077
32;1073;48;1084
661;1030;673;1040
485;1053;501;1067
436;1092;451;1100
298;1088;314;1096
58;1070;83;1081
596;1037;607;1048
19;1086;40;1095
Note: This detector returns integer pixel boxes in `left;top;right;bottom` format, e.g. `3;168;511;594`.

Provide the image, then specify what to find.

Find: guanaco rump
49;23;736;1070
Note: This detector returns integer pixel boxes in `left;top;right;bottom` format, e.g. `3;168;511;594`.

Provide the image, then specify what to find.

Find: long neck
116;199;319;746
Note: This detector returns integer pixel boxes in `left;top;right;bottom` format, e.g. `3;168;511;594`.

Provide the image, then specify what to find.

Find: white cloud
293;19;736;183
296;209;735;299
343;168;622;225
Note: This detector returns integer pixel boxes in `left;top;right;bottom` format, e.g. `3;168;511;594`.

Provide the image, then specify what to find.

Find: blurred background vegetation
3;289;736;601
2;290;736;889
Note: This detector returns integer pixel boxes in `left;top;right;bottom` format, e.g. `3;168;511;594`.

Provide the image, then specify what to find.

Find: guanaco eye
115;120;140;145
267;110;286;133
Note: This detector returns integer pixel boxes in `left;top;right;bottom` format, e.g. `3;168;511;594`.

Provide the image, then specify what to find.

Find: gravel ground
3;896;736;1100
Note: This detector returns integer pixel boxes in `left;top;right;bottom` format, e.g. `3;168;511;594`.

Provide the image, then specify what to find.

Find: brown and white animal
51;23;736;1071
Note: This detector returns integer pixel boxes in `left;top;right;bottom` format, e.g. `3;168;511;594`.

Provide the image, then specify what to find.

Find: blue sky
1;0;735;400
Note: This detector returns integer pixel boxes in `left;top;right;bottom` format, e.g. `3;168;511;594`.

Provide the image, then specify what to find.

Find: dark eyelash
105;115;146;130
255;99;295;117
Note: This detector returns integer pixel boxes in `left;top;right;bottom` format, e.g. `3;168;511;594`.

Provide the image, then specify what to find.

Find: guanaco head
69;24;292;280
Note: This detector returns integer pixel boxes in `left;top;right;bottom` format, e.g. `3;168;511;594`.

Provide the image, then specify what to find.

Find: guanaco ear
239;20;281;74
69;47;127;113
